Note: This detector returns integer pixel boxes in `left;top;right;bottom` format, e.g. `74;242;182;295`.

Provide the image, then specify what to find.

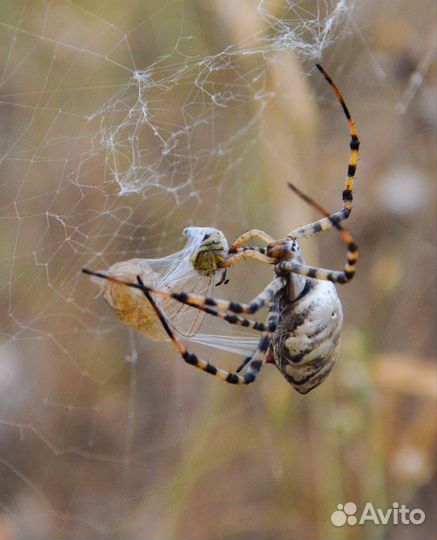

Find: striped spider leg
139;277;281;385
83;268;285;384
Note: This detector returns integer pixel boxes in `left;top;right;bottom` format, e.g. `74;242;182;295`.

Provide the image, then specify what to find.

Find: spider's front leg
222;230;279;269
223;248;276;268
82;269;286;315
229;229;276;252
183;226;275;281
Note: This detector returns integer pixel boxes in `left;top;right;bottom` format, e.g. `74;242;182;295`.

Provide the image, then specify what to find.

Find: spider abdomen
272;280;343;394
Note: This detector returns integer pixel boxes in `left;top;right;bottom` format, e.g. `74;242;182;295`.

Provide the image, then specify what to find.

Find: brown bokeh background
0;1;435;539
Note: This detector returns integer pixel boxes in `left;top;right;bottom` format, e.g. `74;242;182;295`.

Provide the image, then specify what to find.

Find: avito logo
331;502;425;527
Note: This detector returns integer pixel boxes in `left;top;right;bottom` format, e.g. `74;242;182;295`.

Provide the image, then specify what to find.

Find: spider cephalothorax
265;238;301;261
83;64;360;393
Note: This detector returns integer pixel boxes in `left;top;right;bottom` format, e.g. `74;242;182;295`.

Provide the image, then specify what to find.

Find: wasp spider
83;64;360;393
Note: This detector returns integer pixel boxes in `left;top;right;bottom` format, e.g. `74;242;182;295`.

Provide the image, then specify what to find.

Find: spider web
0;1;435;538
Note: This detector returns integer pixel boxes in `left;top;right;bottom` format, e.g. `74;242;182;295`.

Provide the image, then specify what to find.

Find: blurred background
0;1;435;539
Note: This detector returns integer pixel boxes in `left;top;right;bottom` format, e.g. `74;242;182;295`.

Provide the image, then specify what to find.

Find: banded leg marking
82;269;286;315
236;301;279;373
315;64;360;214
284;182;359;283
277;241;358;284
139;277;271;385
288;209;350;240
173;300;267;332
165;276;286;315
287;179;351;239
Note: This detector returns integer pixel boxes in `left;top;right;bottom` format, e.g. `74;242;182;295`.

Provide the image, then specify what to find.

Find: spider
83;64;360;393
